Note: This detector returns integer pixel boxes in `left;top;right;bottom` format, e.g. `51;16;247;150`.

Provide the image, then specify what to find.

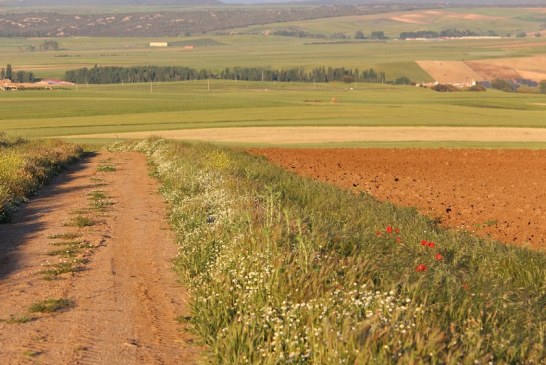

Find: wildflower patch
110;139;546;364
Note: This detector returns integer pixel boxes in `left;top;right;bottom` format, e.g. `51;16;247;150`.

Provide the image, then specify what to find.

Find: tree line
1;64;36;83
399;28;495;39
64;65;398;84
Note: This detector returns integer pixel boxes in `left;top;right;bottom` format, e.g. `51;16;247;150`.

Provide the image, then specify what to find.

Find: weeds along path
0;152;198;364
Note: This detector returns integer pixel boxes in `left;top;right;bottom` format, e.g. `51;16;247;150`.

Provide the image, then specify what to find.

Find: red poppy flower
395;228;400;234
386;226;393;234
376;231;382;237
435;253;443;261
396;237;402;243
420;240;427;246
428;242;435;248
416;264;427;272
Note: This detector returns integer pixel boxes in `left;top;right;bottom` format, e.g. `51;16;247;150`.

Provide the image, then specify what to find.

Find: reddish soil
0;152;199;364
250;148;546;250
464;61;521;81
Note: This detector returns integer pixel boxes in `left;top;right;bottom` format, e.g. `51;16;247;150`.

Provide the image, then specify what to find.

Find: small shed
150;42;168;47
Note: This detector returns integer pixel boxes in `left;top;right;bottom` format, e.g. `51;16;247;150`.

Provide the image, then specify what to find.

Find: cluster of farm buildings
0;78;74;91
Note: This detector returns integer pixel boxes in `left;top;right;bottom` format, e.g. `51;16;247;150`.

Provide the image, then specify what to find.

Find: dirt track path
0;152;199;364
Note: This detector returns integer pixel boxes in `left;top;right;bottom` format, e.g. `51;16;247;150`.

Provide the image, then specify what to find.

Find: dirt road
0;152;199;364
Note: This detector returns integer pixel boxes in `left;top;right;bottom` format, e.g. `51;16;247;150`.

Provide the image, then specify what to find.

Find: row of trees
355;30;386;40
267;29;387;40
64;65;395;85
270;30;327;39
0;64;36;83
399;28;491;39
488;78;546;93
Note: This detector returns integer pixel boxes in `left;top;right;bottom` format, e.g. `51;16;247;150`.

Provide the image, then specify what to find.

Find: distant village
0;78;74;91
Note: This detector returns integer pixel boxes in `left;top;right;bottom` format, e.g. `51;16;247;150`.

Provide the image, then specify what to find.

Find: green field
2;35;545;81
2;81;546;141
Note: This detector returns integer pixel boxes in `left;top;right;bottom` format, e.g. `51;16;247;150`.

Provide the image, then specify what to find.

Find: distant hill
229;0;546;4
303;0;546;4
3;0;544;5
0;0;222;5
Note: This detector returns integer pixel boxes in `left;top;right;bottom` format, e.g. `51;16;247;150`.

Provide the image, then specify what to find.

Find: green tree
6;64;13;80
539;80;546;94
342;75;354;83
0;68;5;79
491;78;517;92
40;40;59;51
394;76;411;85
371;31;385;39
354;30;365;39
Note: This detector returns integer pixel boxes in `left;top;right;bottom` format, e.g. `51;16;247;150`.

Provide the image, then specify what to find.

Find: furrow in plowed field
0;152;199;364
251;148;546;250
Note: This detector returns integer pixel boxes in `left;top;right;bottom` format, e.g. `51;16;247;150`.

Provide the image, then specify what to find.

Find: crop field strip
2;82;546;144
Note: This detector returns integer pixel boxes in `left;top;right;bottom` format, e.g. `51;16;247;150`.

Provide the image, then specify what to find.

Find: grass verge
111;138;546;364
0;133;83;222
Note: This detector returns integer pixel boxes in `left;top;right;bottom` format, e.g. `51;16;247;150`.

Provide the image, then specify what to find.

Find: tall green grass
112;138;545;364
0;133;83;221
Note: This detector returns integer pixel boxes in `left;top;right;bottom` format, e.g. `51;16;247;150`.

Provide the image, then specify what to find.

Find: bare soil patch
416;61;485;83
464;61;521;81
389;15;426;24
250;148;546;250
472;56;546;81
445;13;504;21
389;10;503;24
67;126;546;145
0;152;199;364
420;56;546;84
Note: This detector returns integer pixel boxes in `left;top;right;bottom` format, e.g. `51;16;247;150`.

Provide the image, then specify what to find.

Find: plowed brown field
251;148;546;250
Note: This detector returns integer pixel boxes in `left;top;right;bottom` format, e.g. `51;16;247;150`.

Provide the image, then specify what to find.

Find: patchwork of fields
2;5;546;364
